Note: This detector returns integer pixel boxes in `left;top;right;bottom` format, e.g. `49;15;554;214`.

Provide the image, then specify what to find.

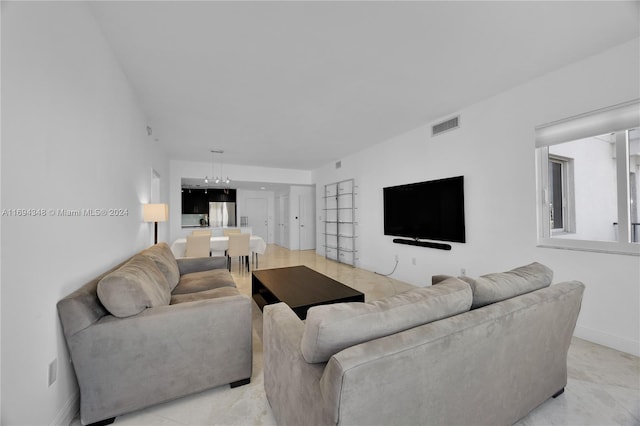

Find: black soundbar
392;239;452;250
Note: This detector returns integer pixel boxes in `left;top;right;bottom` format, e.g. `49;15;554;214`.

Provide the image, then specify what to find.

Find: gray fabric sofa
263;262;584;426
57;243;252;425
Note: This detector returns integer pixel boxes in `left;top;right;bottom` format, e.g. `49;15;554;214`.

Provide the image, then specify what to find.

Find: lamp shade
143;203;168;223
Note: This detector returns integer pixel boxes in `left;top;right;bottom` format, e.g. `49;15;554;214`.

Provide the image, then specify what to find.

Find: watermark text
2;208;129;217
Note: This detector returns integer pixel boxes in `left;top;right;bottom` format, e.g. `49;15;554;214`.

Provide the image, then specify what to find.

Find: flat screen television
383;176;465;243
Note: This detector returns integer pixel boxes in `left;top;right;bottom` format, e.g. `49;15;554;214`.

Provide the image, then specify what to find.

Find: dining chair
190;230;212;255
185;234;211;258
227;233;250;272
222;228;241;257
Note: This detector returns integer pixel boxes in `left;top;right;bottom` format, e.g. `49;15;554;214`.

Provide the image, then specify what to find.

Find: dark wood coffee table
252;265;365;319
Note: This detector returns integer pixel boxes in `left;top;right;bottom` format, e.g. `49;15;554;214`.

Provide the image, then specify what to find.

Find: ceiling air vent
432;116;460;137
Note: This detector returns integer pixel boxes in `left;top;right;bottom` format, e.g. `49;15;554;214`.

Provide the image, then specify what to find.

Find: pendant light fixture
204;150;231;186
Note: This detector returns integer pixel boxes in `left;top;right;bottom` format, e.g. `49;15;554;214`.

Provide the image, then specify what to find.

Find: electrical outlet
412;257;416;265
48;359;57;387
394;254;399;262
461;268;467;276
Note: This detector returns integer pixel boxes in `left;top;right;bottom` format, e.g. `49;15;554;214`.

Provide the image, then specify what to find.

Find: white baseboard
51;390;79;426
574;325;640;357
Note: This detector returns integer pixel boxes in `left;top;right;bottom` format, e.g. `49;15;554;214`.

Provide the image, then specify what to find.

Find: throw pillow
460;262;553;309
97;254;171;318
300;277;472;364
142;242;180;290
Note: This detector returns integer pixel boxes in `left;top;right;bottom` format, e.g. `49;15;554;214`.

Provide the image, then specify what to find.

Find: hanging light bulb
206;149;231;186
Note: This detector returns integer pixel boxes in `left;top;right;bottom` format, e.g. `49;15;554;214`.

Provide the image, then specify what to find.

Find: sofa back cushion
460;262;553;309
97;254;171;318
141;242;180;290
300;277;472;363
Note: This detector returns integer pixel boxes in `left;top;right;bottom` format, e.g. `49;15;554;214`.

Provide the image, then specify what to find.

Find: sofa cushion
142;242;180;290
300;277;472;364
172;268;237;295
97;254;171;318
460;262;553;309
170;286;240;304
176;256;227;276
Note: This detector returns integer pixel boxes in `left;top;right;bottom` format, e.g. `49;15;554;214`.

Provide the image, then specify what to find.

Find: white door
299;193;315;250
274;196;281;246
282;195;290;249
246;198;268;242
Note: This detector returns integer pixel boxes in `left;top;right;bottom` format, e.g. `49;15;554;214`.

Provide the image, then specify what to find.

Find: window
548;154;574;233
535;99;640;255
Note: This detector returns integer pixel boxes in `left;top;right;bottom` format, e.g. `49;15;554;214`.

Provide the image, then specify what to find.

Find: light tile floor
72;245;640;425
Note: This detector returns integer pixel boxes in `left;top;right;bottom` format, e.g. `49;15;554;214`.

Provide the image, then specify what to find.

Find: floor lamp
143;203;168;244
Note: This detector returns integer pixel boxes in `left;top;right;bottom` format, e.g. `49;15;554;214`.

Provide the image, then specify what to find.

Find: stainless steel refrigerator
209;202;236;227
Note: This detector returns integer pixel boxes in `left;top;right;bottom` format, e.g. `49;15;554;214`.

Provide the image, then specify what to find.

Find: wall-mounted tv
383;176;465;243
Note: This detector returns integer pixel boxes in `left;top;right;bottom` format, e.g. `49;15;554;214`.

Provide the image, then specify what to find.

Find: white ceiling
90;1;640;171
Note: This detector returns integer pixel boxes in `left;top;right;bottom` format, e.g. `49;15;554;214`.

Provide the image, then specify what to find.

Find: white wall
169;159;312;242
313;38;640;356
1;2;169;424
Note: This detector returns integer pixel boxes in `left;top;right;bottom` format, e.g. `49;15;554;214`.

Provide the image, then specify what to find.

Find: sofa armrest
177;256;227;275
68;294;252;424
263;303;329;426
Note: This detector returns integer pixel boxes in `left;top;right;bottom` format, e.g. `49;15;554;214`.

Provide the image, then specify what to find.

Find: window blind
535;99;640;148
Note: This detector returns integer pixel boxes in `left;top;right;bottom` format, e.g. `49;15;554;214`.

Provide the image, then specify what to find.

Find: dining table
170;235;267;267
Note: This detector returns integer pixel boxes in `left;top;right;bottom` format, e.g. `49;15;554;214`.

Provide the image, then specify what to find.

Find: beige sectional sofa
263;262;584;426
57;243;252;425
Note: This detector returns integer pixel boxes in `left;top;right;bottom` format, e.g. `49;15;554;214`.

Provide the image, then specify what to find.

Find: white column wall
550;137;618;242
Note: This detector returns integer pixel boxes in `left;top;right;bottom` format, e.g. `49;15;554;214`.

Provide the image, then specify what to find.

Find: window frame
548;154;575;235
535;99;640;256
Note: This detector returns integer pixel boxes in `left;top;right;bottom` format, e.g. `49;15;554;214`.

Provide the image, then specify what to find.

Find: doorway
299;192;315;250
246;197;268;242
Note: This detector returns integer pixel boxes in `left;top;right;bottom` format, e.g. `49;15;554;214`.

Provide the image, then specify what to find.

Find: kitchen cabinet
181;188;237;214
181;189;208;214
